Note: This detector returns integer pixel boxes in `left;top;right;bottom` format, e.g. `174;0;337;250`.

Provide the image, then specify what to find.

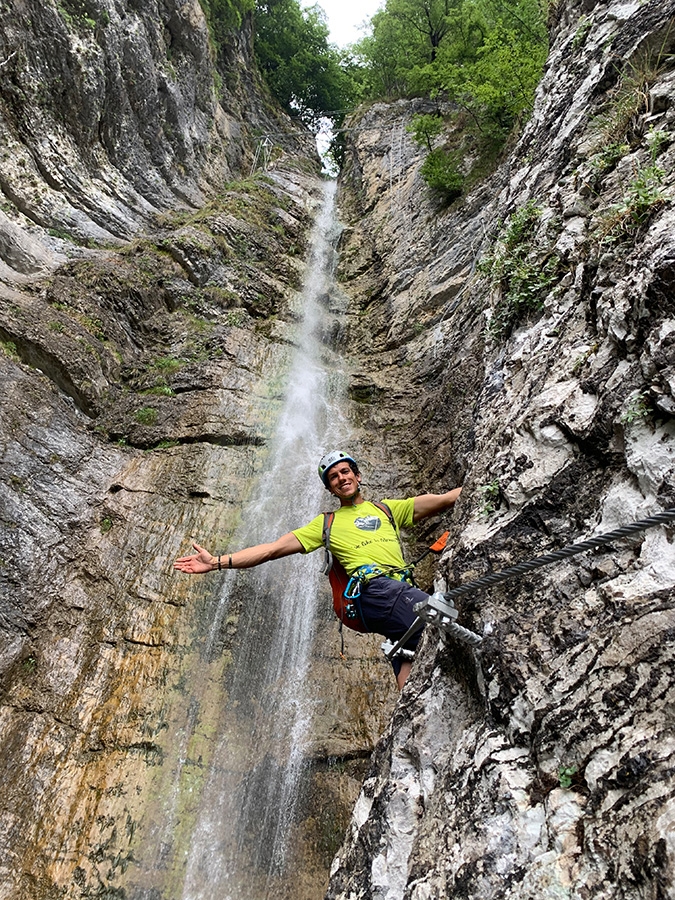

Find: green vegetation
142;385;176;397
226;310;246;327
595;126;668;245
420;147;463;201
201;0;546;179
100;517;113;534
621;391;651;425
134;407;158;426
598;160;665;243
152;357;183;376
56;0;100;29
0;339;19;359
355;0;546;127
253;0;355;126
558;765;578;789
407;114;463;200
23;656;37;674
201;0;255;42
478;478;500;516
594;47;666;149
406;113;444;151
480;200;560;340
201;0;353;126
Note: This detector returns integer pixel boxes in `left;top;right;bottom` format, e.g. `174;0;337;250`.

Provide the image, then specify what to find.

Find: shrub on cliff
202;0;255;40
407;115;463;202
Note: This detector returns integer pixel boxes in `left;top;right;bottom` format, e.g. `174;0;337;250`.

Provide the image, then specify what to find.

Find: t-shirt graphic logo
354;516;381;532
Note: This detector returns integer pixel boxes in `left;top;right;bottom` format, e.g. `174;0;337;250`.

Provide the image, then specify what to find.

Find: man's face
326;461;360;499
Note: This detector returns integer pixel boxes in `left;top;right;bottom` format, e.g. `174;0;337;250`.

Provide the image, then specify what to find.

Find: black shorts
358;576;428;676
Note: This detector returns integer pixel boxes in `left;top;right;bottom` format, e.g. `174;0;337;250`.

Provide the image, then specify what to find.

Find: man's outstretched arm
412;487;462;522
174;532;304;575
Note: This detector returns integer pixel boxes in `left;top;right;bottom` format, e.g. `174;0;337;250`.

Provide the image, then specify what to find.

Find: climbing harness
384;507;675;662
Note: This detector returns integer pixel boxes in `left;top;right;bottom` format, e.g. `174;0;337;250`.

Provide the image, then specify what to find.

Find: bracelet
228;554;233;569
217;555;222;570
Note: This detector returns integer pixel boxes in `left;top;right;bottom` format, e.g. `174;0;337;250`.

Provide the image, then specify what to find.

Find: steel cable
385;508;675;659
443;508;675;603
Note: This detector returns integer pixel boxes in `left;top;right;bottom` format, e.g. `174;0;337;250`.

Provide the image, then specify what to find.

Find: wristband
217;555;222;570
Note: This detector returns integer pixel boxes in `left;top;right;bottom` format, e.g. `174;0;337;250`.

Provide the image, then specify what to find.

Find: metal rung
381;640;415;661
382;592;483;662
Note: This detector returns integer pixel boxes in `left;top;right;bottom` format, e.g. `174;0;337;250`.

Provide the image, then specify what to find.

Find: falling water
180;178;350;899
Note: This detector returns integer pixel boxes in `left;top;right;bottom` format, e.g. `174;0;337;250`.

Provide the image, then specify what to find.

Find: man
174;450;461;688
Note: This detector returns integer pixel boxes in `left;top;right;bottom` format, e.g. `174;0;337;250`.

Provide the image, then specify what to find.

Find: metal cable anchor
415;592;484;648
383;592;482;661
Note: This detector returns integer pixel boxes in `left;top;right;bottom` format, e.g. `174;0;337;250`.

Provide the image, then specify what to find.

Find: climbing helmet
318;450;358;486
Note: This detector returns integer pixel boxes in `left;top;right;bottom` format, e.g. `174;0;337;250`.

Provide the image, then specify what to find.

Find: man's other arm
412;487;462;522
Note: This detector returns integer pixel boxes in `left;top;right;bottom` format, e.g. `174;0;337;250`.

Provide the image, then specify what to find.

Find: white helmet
318;450;358;486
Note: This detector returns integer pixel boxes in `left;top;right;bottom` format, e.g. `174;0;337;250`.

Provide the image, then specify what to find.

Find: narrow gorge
0;1;674;899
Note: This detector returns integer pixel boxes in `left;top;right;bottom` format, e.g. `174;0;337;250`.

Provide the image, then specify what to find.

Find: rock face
328;1;675;897
0;0;309;263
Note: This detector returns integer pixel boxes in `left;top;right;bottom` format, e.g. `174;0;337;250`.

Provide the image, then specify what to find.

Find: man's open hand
173;543;214;575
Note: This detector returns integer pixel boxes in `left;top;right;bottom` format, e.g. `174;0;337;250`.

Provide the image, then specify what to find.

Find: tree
254;0;355;126
352;0;457;97
352;0;547;146
385;0;458;62
433;18;547;140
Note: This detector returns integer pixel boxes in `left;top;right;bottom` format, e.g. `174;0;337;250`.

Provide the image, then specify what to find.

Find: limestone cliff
328;0;675;897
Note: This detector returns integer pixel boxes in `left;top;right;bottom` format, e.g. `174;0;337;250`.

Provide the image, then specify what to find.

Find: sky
302;0;383;47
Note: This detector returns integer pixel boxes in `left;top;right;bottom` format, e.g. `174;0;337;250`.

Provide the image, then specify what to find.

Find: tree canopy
353;0;548;141
253;0;355;126
200;0;548;177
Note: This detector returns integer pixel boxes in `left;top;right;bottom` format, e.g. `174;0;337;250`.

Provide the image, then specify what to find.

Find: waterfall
179;178;349;899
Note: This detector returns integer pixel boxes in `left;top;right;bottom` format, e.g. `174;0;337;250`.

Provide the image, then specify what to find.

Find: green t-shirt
292;498;415;576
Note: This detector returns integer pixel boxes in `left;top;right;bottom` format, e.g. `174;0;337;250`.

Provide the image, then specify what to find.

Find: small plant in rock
558;764;578;789
597;161;666;243
23;656;37;674
593;44;667;148
100;517;113;534
571;14;593;50
142;385;175;397
478;479;501;516
134;407;158;426
621;391;651;425
645;126;670;157
0;339;19;359
480;200;560;340
585;141;630;191
227;310;246;327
